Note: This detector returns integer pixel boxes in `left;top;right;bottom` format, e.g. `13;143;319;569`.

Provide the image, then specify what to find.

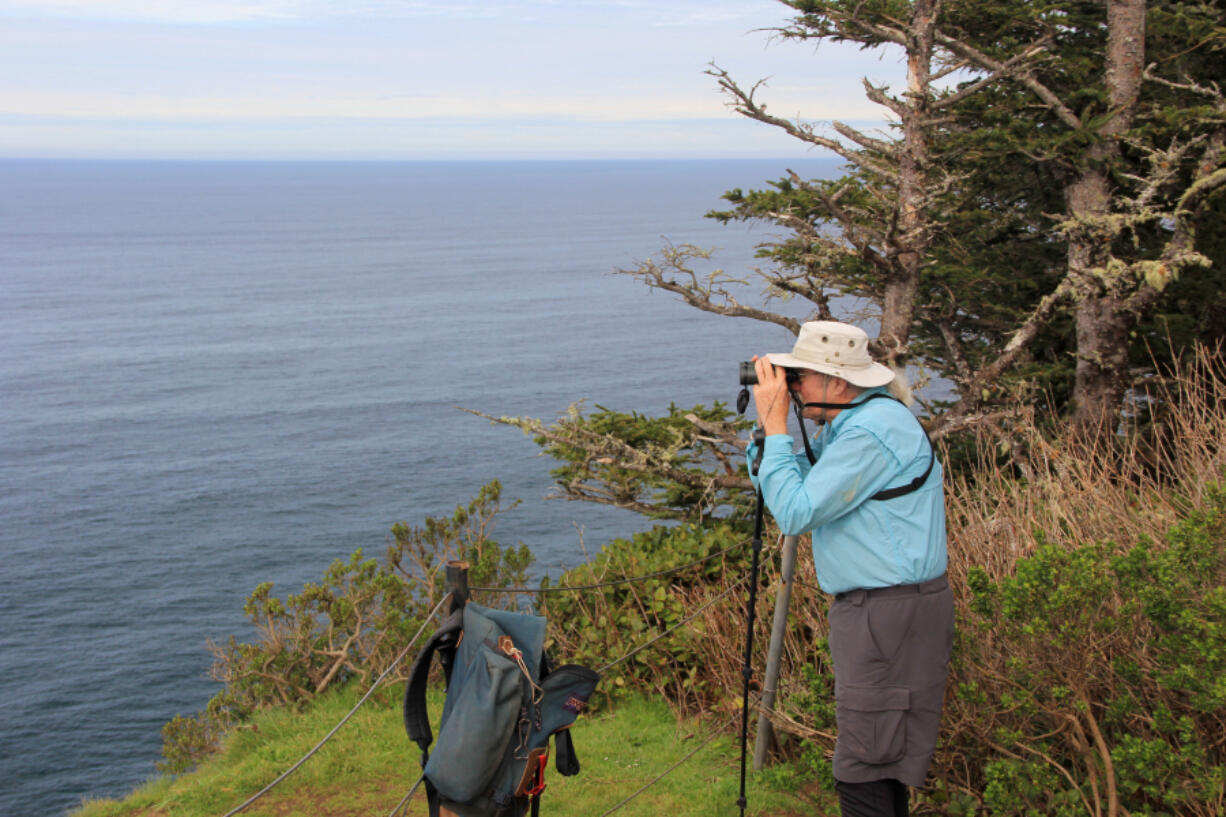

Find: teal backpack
403;601;600;817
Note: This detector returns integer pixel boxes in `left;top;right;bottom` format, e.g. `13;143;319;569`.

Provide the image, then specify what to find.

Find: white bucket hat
766;321;895;389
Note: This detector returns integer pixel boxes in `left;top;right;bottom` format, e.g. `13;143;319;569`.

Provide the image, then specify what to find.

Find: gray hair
886;368;914;406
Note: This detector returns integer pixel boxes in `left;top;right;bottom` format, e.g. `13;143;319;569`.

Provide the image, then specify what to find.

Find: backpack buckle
516;747;549;797
498;635;521;659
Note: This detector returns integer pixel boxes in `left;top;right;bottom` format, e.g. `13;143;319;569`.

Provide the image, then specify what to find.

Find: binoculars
739;361;798;387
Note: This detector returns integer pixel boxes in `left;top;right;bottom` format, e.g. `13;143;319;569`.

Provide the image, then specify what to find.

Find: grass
72;684;832;817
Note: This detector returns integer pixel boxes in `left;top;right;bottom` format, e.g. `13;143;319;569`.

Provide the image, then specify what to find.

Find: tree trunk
1072;291;1134;436
1069;0;1147;432
880;0;936;369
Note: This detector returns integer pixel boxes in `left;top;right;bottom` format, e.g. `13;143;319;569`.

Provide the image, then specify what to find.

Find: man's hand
752;356;790;437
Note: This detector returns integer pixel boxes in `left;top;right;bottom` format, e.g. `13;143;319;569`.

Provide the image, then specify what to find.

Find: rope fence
215;535;781;817
595;711;744;817
387;774;426;817
598;572;751;675
218;594;451;817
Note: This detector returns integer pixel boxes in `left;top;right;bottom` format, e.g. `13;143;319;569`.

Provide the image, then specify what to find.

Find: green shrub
539;520;755;711
944;485;1226;815
158;480;530;773
494;400;755;523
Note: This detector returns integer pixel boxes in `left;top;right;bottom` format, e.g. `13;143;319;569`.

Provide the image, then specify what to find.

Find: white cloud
0;0;903;158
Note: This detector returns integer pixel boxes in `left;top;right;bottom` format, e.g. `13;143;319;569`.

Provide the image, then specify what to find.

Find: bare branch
930;57;972;84
707;64;854;162
1142;64;1224;101
927;409;1023;441
783;172;893;275
863;78;909;119
685;413;749;453
935;316;974;388
1176;149;1226;221
1121;123;1226;315
617;243;801;334
707;64;902;183
933;32;1056;113
933;31;1082;130
928;274;1080;436
832;118;895;155
550;487;666;517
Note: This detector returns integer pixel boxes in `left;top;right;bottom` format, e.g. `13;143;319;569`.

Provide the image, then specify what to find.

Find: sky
0;0;907;160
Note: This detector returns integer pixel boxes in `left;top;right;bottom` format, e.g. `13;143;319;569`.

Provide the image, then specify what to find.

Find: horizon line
0;155;844;163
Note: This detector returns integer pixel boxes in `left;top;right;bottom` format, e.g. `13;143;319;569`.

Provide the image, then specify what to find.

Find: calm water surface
0;158;836;816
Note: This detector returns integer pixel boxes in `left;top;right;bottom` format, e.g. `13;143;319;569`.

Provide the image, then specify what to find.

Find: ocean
0;157;836;816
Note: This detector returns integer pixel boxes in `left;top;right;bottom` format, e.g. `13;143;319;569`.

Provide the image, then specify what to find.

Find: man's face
788;368;828;401
789;369;852;421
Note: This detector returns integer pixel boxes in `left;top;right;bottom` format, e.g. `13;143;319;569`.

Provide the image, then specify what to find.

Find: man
748;321;953;817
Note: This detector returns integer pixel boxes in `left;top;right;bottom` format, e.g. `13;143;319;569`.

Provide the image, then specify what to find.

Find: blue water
0;158;835;816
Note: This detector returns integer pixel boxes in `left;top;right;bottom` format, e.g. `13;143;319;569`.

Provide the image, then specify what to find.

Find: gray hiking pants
828;574;954;787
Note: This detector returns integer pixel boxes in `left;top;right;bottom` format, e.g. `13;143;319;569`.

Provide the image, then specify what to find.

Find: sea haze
0;158;837;816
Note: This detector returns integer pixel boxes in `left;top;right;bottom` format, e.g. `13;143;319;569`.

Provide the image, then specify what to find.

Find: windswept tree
488;0;1226;522
631;1;1226;435
639;0;950;375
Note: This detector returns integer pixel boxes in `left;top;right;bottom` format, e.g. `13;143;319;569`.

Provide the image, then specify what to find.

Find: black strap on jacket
796;393;935;501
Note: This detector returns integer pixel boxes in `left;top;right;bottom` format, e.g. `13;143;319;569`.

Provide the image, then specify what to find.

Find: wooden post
445;561;469;613
753;535;800;770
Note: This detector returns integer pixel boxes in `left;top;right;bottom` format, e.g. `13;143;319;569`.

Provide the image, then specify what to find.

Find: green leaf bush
537;521;757;713
947;491;1226;815
158;480;530;773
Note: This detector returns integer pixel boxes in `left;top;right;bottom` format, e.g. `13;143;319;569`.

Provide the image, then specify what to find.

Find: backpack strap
538;649;582;777
403;606;465;763
809;392;934;501
857;394;935;501
553;728;580;776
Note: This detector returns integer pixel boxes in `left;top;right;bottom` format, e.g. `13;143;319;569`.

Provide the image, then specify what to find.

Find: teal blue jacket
748;388;947;595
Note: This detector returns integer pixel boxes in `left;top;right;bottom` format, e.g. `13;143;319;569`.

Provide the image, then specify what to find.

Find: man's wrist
761;420;788;437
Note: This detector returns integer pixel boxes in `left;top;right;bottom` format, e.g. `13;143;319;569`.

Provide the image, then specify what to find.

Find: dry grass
946;346;1225;586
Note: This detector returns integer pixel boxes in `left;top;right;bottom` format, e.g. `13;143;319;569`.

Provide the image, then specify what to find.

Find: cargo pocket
836;685;909;766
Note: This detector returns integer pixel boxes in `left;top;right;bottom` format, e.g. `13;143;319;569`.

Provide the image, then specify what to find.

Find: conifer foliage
635;1;1226;437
